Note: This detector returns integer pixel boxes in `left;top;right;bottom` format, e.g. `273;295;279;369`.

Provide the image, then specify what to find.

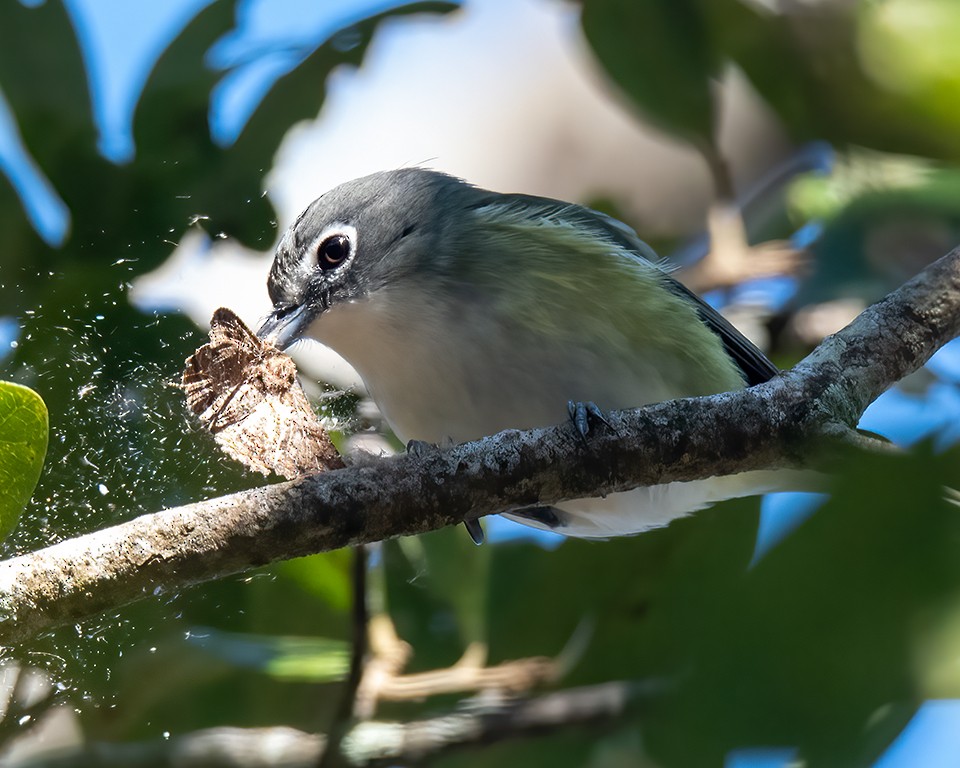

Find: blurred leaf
581;0;720;148
384;525;492;664
443;447;960;766
788;151;960;304
644;445;960;767
858;0;960;125
413;526;491;648
581;0;960;164
486;498;760;682
186;627;350;682
718;1;960;162
274;550;354;612
94;623;348;739
0;380;47;539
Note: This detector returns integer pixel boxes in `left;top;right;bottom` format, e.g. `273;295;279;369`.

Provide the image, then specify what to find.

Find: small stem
700;142;736;203
317;545;367;768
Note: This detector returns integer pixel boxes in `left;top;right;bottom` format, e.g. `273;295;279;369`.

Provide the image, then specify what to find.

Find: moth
183;307;344;479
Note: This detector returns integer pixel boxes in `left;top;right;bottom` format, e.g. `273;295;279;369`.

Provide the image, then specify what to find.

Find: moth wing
215;386;343;478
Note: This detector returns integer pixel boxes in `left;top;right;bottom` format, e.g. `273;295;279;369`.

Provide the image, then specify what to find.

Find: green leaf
410;525;491;648
187;626;350;683
787;151;960;305
384;525;492;663
858;0;960;117
274;549;354;612
0;380;47;540
645;445;960;767
581;0;720;147
717;0;960;162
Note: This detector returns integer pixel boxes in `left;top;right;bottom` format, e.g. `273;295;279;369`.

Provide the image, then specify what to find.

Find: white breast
306;288;788;537
307;286;677;444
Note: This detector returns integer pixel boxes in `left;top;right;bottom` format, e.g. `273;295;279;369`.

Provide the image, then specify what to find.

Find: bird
257;168;783;540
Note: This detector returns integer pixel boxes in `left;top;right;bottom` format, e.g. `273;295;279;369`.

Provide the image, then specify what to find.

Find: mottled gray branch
342;680;644;765
14;681;644;767
0;247;958;645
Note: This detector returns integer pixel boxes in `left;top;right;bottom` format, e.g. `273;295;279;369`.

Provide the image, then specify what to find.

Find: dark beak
257;303;312;350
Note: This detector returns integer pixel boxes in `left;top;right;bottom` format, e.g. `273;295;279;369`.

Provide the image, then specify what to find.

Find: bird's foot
406;438;437;457
463;518;485;545
567;400;611;443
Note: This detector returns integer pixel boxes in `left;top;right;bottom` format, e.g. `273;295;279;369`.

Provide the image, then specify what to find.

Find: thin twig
373;655;557;701
354;616;589;717
354;614;411;720
317;546;368;768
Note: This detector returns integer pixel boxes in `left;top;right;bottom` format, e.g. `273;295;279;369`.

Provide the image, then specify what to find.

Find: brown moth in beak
183;307;344;479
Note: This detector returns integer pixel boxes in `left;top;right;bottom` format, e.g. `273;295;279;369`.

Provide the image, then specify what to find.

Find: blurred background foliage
1;0;960;766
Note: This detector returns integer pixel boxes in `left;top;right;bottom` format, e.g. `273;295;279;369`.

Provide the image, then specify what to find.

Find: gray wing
587;206;780;386
658;276;779;386
469;192;780;387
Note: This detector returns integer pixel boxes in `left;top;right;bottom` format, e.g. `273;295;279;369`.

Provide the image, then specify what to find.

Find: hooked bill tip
257;303;308;350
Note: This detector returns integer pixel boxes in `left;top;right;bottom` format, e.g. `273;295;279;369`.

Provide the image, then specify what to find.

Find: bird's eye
317;234;350;270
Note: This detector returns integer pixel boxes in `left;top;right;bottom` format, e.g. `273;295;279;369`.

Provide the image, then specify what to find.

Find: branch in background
683;142;820;295
373;652;557;701
341;680;647;765
355;614;586;718
13;681;649;768
322;609;579;762
354;614;411;720
0;247;958;646
13;726;324;768
679;204;807;294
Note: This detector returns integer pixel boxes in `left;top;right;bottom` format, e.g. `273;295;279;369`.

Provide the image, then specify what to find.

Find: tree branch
14;681;647;767
0;247;958;646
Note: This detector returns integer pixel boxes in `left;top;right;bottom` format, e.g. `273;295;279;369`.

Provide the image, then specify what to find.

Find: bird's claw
463;518;485;545
567;400;610;442
406;439;436;457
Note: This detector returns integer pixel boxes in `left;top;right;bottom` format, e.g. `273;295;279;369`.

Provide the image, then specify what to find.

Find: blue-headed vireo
258;168;784;539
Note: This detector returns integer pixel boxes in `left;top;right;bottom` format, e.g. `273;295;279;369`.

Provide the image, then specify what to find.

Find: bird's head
258;168;465;348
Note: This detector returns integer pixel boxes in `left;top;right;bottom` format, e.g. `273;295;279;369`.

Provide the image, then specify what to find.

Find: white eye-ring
310;224;357;273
